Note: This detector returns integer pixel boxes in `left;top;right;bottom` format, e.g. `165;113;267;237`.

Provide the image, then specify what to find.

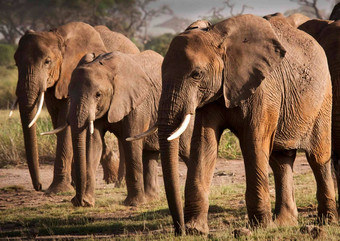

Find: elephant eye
44;58;51;65
190;70;203;80
95;91;102;99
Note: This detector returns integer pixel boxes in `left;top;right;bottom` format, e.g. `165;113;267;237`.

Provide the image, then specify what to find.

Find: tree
144;33;174;56
290;0;330;19
0;0;171;45
203;0;253;23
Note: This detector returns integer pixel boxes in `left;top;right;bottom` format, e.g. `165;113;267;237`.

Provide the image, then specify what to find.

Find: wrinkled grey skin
158;14;337;235
14;21;139;193
68;51;193;207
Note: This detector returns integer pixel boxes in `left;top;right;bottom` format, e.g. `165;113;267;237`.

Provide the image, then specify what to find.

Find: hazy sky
149;0;335;34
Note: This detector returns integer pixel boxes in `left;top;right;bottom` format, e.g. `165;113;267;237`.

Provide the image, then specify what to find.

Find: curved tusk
9;98;18;117
89;120;94;135
126;126;158;141
28;92;44;128
167;114;192;141
40;124;68;136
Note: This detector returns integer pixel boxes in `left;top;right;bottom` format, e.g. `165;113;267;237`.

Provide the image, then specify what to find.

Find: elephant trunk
159;125;185;235
158;86;194;235
69;97;95;205
71;125;87;204
19;102;41;191
16;73;43;191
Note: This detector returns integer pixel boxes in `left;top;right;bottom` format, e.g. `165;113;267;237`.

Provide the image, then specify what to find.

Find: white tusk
9;98;18;117
126;126;158;141
40;124;67;136
167;114;192;141
28;92;44;128
89;120;94;135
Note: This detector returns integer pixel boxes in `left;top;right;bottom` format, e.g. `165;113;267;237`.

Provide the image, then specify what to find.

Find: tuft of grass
0;109;56;167
0;65;17;109
218;129;242;159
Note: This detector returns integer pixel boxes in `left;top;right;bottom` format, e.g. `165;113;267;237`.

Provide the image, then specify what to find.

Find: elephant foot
45;179;74;194
123;194;145;206
273;205;298;226
248;211;272;228
185;219;209;235
144;188;159;201
71;195;95;207
101;150;119;184
317;209;338;224
273;212;298;226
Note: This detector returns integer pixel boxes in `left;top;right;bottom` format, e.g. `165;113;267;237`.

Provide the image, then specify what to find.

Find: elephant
284;14;340;214
13;21;139;193
67;50;193;207
330;2;340;21
135;14;338;234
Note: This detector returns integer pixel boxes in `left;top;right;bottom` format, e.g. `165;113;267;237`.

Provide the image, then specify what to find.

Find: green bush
0;44;16;66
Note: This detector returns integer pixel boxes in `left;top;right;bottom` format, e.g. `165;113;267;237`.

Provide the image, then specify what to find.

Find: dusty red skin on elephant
293;14;340;215
68;50;193;207
158;14;337;235
14;21;140;194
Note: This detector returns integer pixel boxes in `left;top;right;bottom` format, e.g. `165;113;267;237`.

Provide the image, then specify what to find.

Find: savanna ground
0;109;340;240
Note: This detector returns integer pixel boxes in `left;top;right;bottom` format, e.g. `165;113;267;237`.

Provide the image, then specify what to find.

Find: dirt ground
0;156;312;210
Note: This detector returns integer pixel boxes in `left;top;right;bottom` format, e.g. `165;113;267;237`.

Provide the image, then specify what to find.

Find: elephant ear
215;14;286;108
107;53;155;123
54;22;106;99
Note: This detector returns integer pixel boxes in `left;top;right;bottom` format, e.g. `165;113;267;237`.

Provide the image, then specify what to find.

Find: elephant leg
240;133;274;227
122;140;145;206
332;151;340;213
100;136;119;184
46;100;73;194
143;150;159;201
305;151;338;223
270;150;298;226
83;126;104;206
184;110;221;235
117;140;126;187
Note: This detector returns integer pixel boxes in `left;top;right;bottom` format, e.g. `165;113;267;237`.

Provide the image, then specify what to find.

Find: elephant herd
10;4;340;235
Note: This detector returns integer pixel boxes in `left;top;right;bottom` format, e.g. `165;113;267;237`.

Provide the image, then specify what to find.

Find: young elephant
13;21;139;193
68;51;192;207
137;15;337;234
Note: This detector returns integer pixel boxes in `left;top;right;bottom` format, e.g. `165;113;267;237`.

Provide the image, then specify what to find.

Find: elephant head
14;22;106;191
68;51;159;206
157;15;285;234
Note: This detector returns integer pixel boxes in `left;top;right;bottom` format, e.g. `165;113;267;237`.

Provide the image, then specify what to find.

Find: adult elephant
292;15;340;214
67;51;192;207
136;14;338;234
14;22;139;193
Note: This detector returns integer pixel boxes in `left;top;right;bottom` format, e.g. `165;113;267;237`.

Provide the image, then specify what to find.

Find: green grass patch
0;171;339;239
218;129;242;159
0;65;17;109
0;109;56;167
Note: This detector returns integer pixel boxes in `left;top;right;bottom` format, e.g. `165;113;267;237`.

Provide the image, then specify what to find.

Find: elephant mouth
126;114;193;141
